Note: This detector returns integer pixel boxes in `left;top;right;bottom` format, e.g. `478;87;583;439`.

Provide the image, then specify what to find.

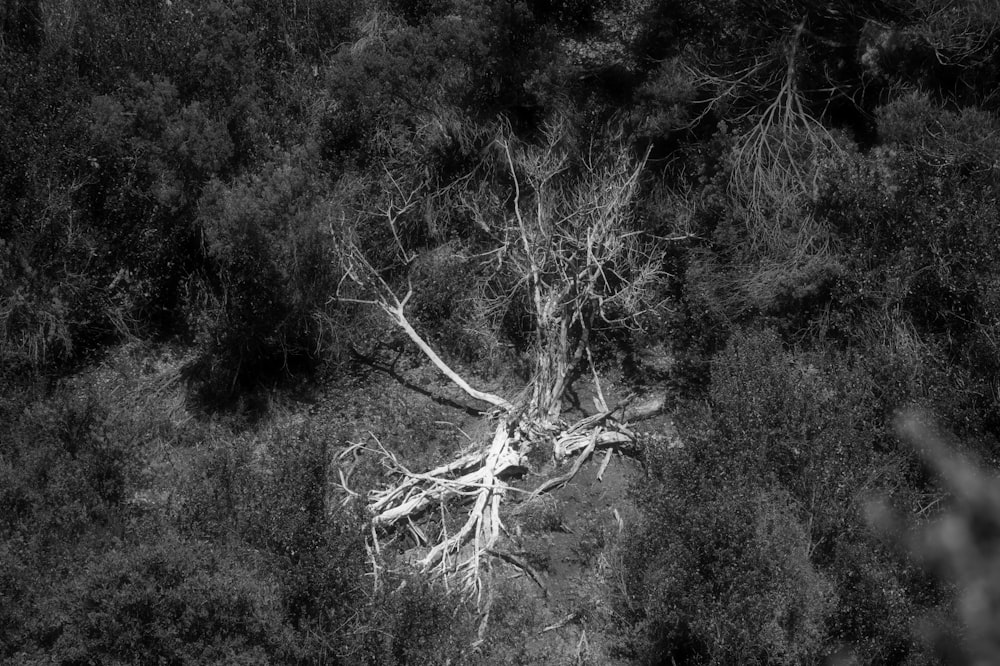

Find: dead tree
334;118;664;605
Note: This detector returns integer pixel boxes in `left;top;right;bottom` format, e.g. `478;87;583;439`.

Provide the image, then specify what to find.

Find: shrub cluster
0;380;482;664
622;331;954;664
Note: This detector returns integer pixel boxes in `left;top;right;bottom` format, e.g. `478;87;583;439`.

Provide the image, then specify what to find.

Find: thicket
0;371;495;663
4;0;1000;662
620;331;947;664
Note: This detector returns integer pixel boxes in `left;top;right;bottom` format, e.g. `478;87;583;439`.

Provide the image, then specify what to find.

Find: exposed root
530;427;600;499
347;405;635;603
417;420;517;602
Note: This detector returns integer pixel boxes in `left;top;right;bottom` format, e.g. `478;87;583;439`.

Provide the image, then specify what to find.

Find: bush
0;50;118;369
350;576;477;666
622;330;945;664
0;390;138;545
625;481;835;665
0;386;148;661
239;427;367;640
877;92;1000;169
86;77;236;327
814;105;1000;414
175;421;372;650
190;162;342;399
406;241;504;364
23;536;289;665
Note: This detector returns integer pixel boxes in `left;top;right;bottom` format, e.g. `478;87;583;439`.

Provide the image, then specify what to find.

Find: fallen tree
333;118;666;606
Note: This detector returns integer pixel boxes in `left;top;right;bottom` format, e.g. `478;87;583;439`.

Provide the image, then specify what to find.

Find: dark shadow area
348;346;485;417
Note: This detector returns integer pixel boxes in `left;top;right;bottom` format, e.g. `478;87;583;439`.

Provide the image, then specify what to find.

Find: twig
575;629;589;664
488;548;549;597
540;612;577;634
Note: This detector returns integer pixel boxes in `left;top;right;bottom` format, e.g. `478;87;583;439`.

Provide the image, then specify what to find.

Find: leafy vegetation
3;0;1000;662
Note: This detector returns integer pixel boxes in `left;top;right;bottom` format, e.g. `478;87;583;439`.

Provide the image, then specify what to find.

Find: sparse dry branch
492;118;665;419
378;165;422;264
727;20;844;255
541;612;578;634
335;222;512;411
675;53;780;129
917;0;1000;67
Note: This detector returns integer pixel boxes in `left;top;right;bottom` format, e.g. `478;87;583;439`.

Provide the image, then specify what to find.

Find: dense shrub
813;98;1000;433
239;427;367;640
23;537;290;665
0;387;142;661
171;418;481;663
248;0;356;61
0;390;138;545
0;49;116;368
2;0;344;376
190;162;342;397
320;13;491;166
84;78;236;331
627;483;836;665
623;330;945;664
350;577;477;665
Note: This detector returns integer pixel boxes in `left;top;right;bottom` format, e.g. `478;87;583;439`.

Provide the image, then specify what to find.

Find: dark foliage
622;331;949;664
4;0;1000;661
188;163;342;400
